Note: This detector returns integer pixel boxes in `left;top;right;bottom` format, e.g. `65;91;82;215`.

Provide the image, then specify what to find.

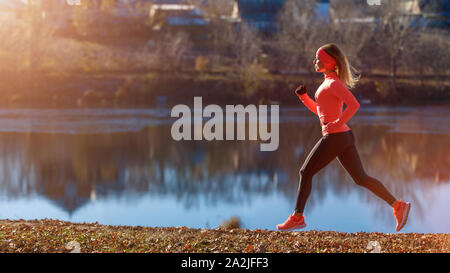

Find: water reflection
0;107;448;232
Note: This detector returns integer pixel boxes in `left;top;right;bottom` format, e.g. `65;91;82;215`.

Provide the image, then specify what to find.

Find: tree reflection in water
0;108;448;227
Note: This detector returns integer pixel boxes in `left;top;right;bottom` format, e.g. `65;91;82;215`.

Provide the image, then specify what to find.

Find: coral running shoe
393;200;411;232
276;214;306;231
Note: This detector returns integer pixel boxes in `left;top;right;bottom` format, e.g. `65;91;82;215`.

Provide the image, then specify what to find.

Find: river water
0;105;448;233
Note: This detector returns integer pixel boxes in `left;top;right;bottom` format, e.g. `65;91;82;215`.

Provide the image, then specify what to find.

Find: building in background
329;0;449;29
233;0;332;33
315;0;330;22
148;2;212;48
416;0;450;29
329;0;379;24
234;0;286;33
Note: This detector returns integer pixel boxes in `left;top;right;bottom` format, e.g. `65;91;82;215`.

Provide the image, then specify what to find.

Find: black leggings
295;130;396;214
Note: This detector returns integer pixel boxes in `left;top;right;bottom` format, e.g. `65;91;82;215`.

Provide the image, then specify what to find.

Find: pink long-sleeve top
296;71;360;136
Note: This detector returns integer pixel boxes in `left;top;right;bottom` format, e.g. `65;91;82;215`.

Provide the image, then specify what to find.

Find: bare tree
155;32;193;72
101;0;117;15
329;0;377;71
408;29;450;93
274;0;333;79
233;23;262;69
72;0;98;37
408;31;435;88
12;1;56;80
232;23;267;97
0;21;28;72
375;0;420;99
25;1;45;72
206;16;235;67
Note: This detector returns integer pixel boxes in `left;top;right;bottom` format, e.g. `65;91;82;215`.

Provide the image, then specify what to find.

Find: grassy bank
0;219;448;253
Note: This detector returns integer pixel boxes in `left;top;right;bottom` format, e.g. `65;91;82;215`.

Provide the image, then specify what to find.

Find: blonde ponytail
321;43;360;89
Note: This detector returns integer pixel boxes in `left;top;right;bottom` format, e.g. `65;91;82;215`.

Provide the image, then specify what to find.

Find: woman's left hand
295;84;307;96
325;120;340;131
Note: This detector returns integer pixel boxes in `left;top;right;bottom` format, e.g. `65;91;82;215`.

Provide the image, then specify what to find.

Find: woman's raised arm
295;85;318;116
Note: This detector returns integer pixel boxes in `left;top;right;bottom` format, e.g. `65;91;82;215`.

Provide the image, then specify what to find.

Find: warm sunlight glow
0;0;448;257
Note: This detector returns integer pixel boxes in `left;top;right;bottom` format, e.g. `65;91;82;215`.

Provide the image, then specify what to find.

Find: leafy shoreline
0;219;448;253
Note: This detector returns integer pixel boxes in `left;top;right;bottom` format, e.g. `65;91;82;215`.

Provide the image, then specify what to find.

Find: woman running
276;43;411;232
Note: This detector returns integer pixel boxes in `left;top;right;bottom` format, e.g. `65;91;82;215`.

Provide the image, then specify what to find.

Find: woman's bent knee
299;168;307;177
299;168;313;180
353;175;368;187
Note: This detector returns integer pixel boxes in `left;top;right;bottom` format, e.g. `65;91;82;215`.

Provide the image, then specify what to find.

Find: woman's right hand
295;84;307;96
